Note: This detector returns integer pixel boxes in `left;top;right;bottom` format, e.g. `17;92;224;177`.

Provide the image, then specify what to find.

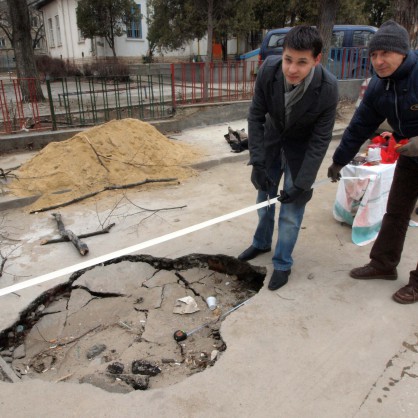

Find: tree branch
51;213;89;255
40;223;115;245
29;177;178;213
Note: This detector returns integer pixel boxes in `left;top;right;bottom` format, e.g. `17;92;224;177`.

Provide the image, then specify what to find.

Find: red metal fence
0;49;372;135
0;79;46;134
0;61;259;135
170;61;259;107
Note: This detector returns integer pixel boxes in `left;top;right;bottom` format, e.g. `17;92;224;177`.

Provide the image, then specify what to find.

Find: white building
35;0;148;64
35;0;253;65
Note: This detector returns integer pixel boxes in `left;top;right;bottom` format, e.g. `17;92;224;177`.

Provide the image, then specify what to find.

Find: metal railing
0;74;173;134
170;61;259;107
0;48;371;135
326;47;373;80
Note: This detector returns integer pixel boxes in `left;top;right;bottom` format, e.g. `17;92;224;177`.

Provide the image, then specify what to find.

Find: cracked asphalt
0;116;417;417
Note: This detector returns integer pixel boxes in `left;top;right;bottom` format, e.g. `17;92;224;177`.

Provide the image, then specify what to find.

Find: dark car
259;25;377;79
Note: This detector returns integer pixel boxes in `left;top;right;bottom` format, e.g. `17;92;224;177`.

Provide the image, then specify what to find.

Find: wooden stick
0;256;6;277
30;178;178;213
30;190;101;213
40;223;116;245
52;213;89;255
55;373;73;383
104;178;177;191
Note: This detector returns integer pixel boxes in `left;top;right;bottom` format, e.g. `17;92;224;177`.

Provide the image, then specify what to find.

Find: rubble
0;253;265;392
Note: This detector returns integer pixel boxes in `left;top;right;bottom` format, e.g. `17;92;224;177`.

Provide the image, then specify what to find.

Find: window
353;31;374;48
268;33;286;48
0;38;5;48
78;28;85;43
48;18;55;47
55;15;62;46
126;3;142;39
331;31;344;48
32;16;39;28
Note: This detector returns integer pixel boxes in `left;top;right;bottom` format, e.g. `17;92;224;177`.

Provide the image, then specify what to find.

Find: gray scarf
283;67;315;125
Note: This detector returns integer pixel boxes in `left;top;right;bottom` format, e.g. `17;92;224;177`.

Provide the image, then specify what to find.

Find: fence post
46;76;57;131
170;63;176;112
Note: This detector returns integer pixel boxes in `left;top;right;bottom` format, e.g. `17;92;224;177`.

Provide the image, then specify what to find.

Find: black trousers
369;155;418;286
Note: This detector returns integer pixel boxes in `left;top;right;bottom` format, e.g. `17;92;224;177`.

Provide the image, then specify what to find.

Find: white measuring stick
340;175;377;180
0;176;359;298
0;195;280;297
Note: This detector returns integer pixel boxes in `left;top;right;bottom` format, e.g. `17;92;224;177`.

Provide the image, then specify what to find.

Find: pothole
0;254;265;393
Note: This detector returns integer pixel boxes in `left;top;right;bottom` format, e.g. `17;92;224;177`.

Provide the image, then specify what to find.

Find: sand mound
10;119;200;210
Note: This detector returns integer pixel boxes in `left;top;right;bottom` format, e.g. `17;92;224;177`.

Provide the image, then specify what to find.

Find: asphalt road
0;117;417;417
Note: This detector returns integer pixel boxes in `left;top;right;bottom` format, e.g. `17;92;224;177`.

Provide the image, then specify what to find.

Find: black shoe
268;270;291;291
238;245;271;261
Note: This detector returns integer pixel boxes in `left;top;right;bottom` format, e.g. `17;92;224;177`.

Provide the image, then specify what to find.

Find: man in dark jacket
238;26;338;290
328;20;418;304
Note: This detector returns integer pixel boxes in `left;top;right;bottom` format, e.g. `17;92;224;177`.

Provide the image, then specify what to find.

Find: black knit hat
369;20;409;55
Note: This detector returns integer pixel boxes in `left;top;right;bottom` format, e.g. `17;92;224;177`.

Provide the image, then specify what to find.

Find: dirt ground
1;103;417;417
6;255;263;392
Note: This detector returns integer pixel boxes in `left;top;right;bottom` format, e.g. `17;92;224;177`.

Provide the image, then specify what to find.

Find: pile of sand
10;119;201;210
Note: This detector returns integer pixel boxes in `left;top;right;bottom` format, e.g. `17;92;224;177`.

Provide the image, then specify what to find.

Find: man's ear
314;53;322;65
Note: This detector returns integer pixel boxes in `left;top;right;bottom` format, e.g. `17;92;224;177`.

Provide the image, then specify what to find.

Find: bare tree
6;0;44;100
393;0;418;48
317;0;339;67
0;1;45;49
0;1;12;43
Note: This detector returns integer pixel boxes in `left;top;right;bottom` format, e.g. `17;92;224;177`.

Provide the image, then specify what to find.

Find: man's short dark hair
283;26;323;58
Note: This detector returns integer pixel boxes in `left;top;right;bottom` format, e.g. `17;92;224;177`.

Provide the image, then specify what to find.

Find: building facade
34;0;254;65
36;0;149;64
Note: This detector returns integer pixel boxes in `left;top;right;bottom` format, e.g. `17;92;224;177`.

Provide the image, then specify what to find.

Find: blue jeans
252;160;307;271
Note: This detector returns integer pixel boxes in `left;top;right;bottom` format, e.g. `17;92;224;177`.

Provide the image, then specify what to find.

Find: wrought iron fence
0;75;173;134
0;48;371;135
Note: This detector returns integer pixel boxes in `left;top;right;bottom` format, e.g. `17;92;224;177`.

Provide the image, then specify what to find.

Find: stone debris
0;356;20;383
131;360;161;376
106;362;124;375
12;344;26;360
173;296;200;314
87;344;107;360
0;254;265;392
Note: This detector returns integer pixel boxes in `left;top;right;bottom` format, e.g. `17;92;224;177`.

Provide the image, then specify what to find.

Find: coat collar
282;65;323;132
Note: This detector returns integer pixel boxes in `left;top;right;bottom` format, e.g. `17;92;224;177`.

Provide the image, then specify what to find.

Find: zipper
391;79;406;137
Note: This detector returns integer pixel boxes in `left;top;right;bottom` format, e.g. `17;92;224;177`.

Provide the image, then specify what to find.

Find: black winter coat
333;51;418;166
248;55;338;191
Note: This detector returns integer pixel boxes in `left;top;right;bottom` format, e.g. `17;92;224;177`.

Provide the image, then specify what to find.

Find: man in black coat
238;26;339;290
328;20;418;304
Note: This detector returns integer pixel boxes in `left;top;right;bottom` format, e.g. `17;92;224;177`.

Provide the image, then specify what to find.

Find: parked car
259;25;377;79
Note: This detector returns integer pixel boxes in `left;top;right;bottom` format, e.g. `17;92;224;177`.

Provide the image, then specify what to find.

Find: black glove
251;165;274;192
277;186;304;204
327;162;344;182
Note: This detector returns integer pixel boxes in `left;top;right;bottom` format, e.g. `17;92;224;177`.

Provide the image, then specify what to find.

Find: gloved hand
396;136;418;157
327;162;344;182
251;165;274;192
277;186;304;204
